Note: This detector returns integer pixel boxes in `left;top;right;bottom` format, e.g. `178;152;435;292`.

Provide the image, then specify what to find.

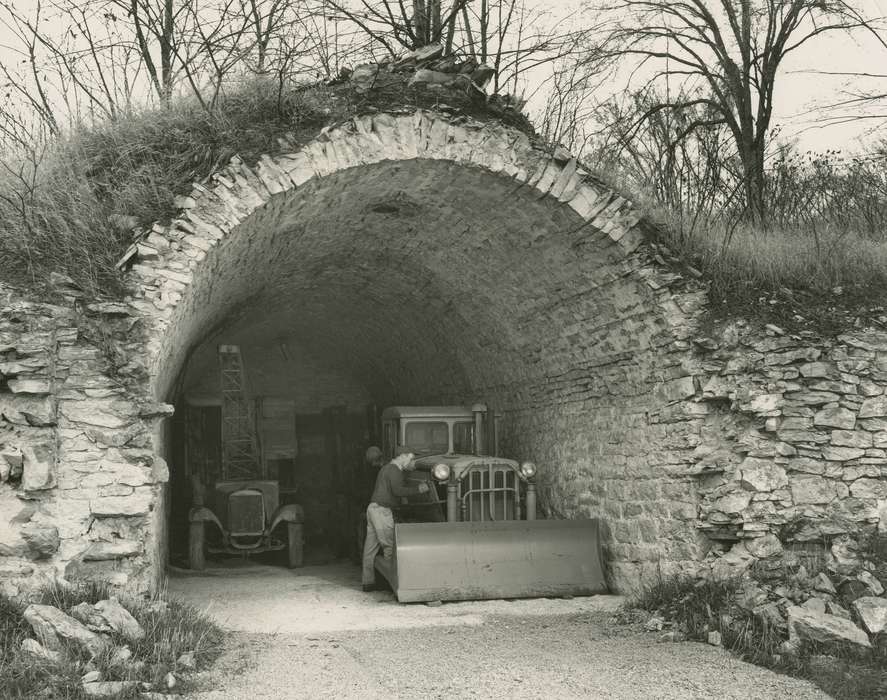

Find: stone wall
0;102;884;596
689;323;887;577
0;284;170;596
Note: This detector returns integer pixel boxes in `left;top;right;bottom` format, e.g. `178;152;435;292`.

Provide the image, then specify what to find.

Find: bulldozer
371;404;608;603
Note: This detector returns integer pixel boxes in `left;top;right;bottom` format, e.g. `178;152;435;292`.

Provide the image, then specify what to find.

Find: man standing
362;445;429;592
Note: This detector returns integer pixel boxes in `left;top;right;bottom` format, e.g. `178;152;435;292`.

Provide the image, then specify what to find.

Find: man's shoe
362;583;379;592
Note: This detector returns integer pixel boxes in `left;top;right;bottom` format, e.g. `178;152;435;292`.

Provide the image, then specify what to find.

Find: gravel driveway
169;563;831;700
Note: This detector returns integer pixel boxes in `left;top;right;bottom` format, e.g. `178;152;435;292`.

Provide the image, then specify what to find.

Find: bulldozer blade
379;518;607;603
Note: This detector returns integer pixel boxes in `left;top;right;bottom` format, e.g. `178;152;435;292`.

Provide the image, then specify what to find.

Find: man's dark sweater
370;461;422;509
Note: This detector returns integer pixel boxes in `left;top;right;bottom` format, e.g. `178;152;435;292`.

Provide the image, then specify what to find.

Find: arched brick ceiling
164;158;635;405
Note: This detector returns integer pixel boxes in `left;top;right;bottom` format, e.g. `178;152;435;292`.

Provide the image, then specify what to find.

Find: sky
1;0;885;153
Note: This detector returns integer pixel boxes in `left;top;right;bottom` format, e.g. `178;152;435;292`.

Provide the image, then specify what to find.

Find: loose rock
787;605;871;649
852;596;887;635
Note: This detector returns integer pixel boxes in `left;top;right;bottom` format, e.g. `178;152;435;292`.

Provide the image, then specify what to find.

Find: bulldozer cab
380;404;499;459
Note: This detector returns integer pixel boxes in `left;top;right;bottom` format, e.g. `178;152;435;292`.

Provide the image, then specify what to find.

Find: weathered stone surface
712;491;752;515
21;442;56;491
20;637;62;662
23;604;109;656
748;394;782;412
0;521;31;559
8;378;51;394
799;362;831;378
860;396;887;418
82;681;138;698
830;430;873;449
814;572;837;594
801;597;827;614
82;540;141;561
739;459;787;492
745;533;782;559
787;605;870;648
69;602;113;632
20;524;59;559
852;596;887;635
60;400;135;429
858;571;885;596
0;394;55;425
90;493;152;517
95;598;145;642
814;407;856;430
850;478;887;500
791;476;836;505
821;446;866;461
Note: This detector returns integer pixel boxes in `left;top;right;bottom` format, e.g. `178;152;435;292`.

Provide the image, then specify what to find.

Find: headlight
432;463;451;481
519;461;537;478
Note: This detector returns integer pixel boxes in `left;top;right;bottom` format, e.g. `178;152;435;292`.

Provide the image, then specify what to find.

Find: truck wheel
287;522;304;568
189;522;205;571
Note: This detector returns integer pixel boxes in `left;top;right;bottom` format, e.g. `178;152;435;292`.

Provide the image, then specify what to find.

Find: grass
0;72;530;301
628;572;887;700
661;216;887;333
0;580;223;699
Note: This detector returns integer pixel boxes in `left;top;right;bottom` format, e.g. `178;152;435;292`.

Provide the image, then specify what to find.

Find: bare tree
593;0;876;222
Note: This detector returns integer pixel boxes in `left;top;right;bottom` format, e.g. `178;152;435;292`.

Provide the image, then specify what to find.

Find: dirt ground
169;562;831;700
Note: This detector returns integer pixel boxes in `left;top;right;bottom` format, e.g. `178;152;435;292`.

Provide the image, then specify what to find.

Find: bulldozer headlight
432;463;451;481
519;461;537;478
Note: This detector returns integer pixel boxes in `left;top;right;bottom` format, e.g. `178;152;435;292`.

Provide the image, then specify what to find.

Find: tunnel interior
157;156;691;575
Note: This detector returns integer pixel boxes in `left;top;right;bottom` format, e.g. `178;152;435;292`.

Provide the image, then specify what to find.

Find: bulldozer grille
228;489;265;536
461;464;520;521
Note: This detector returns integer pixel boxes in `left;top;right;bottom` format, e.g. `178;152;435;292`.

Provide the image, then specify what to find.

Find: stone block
0;394;55;426
90;493;152;517
799;362;831;378
23;603;109;657
813;407;856;430
787;605;870;649
20;524;59;559
8;378;51;394
860;396;887;418
791;475;837;505
60;399;136;429
850;478;887;500
852;597;887;635
21;442;56;491
82;540;141;561
830;430;873;449
739;458;788;492
821;446;866;461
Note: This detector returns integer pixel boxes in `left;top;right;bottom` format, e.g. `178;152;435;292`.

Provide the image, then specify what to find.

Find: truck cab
380;404;537;522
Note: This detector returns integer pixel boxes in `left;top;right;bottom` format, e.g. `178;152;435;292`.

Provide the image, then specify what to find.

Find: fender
189;506;225;535
268;503;305;533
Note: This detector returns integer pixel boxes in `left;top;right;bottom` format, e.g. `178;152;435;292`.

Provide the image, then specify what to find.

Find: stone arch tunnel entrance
133;110;704;588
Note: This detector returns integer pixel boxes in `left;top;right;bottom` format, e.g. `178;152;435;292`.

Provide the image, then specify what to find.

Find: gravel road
171;563;831;700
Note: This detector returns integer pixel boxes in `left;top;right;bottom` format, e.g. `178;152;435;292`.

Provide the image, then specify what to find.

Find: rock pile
17;595;193;698
345;43;525;114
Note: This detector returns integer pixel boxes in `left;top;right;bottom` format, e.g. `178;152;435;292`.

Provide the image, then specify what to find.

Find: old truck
188;479;304;570
371;404;607;602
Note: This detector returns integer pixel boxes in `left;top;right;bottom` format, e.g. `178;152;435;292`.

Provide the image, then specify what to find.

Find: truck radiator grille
227;489;265;536
461;464;519;521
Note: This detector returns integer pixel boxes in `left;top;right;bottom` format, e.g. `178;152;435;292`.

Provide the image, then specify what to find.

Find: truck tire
189;521;205;571
287;522;304;568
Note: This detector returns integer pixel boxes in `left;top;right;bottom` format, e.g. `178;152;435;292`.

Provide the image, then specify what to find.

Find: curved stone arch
118;108;708;590
121;109;691;398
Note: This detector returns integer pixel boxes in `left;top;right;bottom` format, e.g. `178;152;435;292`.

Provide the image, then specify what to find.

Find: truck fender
188;506;224;535
269;503;305;532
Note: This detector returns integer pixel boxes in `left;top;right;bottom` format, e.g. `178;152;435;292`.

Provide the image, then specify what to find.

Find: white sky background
1;0;885;153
